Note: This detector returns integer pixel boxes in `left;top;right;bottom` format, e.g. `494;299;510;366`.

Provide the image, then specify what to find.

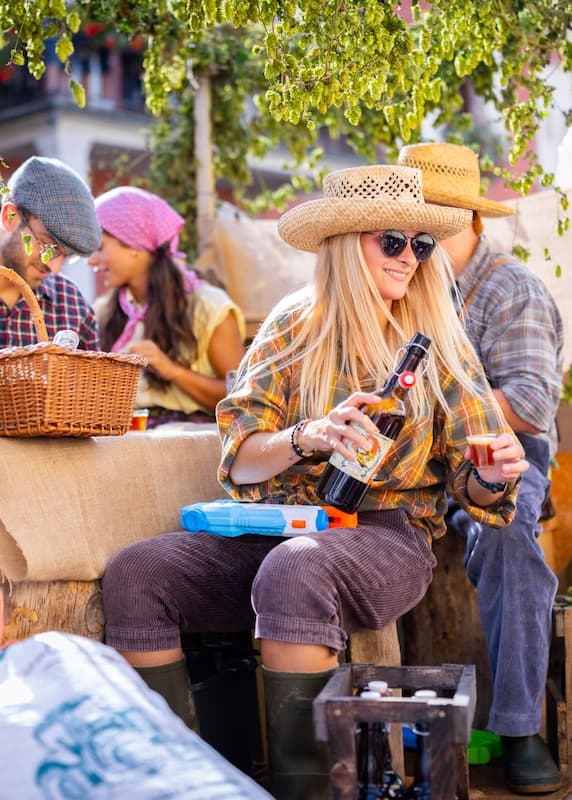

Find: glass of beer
459;382;507;469
130;408;149;431
466;433;497;467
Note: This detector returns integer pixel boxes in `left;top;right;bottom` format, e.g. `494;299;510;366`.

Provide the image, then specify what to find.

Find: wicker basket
0;266;147;437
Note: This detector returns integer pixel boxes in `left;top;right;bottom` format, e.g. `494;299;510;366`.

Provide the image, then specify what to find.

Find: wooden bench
0;430;477;795
1;577;403;768
3;577;477;794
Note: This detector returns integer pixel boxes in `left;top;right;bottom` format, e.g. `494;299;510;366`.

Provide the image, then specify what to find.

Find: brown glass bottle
316;332;431;514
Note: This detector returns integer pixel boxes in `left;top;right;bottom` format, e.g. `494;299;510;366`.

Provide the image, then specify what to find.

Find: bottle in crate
364;681;404;797
378;722;405;798
316;332;431;514
356;686;405;799
403;690;436;799
403;722;430;799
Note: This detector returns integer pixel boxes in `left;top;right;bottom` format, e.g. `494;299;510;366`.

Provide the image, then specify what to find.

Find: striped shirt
0;273;98;351
217;308;518;541
457;236;563;455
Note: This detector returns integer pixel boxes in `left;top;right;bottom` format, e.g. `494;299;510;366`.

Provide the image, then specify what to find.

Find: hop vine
1;0;570;257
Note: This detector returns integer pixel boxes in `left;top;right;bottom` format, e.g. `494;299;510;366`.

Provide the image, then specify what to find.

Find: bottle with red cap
317;332;431;514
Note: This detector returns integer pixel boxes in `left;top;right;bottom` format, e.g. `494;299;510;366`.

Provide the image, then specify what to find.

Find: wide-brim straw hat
278;165;473;253
397;143;514;218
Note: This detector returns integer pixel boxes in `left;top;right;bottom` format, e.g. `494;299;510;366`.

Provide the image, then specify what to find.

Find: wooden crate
314;663;476;800
546;605;572;775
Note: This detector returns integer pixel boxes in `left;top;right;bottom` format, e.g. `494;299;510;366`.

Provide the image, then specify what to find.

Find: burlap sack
195;218;316;335
0;428;226;582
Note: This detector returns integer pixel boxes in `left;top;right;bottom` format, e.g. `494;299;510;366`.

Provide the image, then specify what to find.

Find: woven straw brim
420;187;514;218
278;198;473;253
396;144;514;218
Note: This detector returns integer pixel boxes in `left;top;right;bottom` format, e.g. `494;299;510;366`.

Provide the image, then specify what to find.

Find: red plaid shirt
0;274;99;350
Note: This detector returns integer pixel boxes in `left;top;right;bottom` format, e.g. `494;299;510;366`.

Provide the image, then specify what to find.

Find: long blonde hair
244;232;482;420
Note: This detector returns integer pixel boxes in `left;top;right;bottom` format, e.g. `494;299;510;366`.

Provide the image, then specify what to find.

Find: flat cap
7;156;101;256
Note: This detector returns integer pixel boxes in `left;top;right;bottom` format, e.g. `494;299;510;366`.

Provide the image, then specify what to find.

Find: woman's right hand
229;392;383;486
297;392;383;460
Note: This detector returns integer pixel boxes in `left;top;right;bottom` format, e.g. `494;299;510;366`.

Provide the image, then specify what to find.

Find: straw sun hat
397;142;513;218
278;164;473;253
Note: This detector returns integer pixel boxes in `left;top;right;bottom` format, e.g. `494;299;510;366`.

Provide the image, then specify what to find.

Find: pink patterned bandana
95;186;185;256
97;187;206;352
110;265;204;352
111;288;149;352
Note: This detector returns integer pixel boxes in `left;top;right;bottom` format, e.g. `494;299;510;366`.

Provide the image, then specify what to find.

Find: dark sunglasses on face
374;230;436;262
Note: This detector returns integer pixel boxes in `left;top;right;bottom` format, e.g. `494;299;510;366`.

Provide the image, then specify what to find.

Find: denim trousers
448;433;558;736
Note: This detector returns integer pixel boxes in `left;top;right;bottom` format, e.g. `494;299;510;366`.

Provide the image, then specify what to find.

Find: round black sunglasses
374;230;436;262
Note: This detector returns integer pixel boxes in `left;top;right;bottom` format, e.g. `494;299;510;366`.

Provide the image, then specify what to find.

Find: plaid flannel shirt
217;309;519;541
0;273;99;351
457;235;564;456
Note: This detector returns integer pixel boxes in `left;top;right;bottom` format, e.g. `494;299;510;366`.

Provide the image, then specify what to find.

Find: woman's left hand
465;432;529;485
127;340;175;380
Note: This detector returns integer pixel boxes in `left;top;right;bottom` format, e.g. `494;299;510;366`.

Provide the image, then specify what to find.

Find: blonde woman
102;165;529;799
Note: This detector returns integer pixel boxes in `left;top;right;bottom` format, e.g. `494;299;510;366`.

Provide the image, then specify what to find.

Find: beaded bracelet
290;419;314;458
470;464;507;494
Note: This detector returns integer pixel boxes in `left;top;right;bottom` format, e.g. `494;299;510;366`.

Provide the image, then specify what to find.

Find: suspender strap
462;256;512;310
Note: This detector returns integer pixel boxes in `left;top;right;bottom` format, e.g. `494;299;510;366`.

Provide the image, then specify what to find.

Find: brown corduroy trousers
103;509;436;654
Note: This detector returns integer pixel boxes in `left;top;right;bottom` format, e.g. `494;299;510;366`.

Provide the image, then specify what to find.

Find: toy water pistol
180;499;358;538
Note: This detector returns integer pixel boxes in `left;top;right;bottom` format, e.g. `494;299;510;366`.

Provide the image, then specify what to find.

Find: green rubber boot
262;666;336;800
134;658;200;733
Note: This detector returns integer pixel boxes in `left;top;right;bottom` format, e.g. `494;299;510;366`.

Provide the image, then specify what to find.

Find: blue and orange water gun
180;499;357;537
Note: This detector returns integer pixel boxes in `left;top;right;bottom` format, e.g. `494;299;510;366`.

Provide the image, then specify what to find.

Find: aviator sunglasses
374;230;436;262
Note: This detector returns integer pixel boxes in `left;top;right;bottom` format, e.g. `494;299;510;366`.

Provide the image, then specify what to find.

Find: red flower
0;65;13;83
84;22;106;38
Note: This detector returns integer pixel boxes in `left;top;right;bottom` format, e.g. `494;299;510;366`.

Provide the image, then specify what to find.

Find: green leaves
39;244;58;264
55;34;74;63
562;366;572;406
22;233;33;257
2;0;569;260
70;79;86;108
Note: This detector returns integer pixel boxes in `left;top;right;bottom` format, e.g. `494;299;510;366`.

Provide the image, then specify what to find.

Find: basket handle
0;265;49;342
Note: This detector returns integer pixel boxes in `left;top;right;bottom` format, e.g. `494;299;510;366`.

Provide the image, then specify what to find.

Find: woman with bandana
90;186;245;427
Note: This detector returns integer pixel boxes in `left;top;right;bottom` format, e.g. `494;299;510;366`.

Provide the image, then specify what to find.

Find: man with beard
0;156;101;349
397;142;563;794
